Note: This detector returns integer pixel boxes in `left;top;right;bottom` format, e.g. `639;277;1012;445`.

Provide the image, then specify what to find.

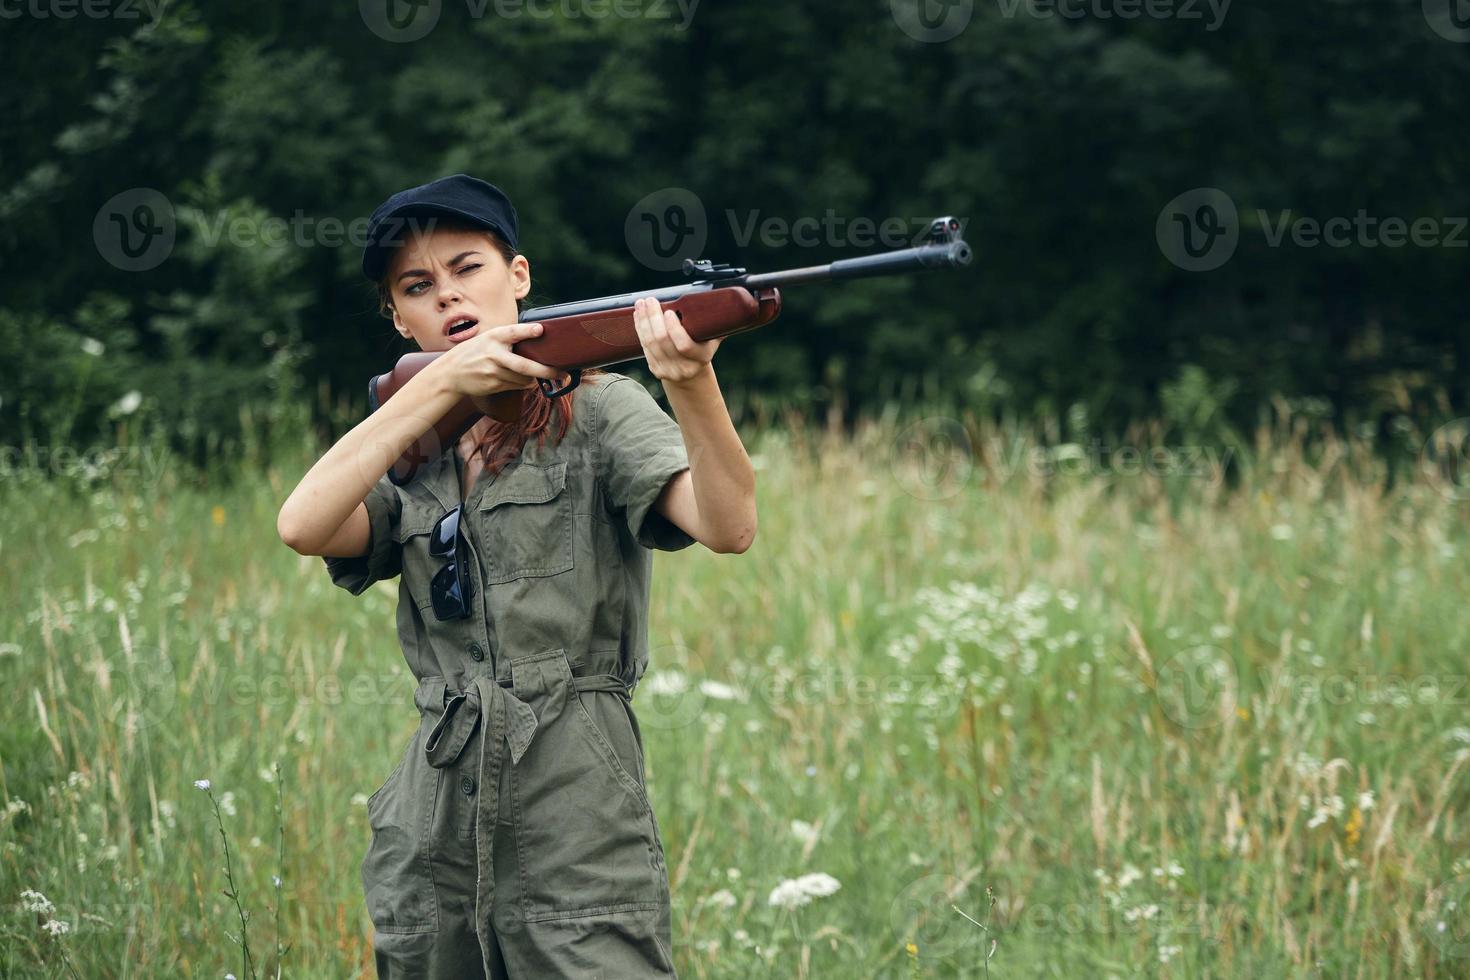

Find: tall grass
1;393;1467;978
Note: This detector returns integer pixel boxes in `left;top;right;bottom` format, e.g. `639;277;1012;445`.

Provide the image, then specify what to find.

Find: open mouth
446;317;479;337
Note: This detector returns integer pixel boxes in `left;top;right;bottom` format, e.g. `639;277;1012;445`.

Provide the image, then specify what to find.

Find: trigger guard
538;369;582;398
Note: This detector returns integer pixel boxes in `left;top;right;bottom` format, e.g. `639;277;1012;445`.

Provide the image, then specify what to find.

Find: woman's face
384;226;531;351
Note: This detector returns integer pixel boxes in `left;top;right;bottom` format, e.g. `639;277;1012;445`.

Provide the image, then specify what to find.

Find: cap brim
362;204;514;281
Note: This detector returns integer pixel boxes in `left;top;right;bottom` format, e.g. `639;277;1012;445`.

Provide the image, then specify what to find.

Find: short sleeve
322;472;403;595
596;375;697;552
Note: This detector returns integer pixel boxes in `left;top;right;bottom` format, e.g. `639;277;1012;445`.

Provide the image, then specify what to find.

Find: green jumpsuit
323;371;694;978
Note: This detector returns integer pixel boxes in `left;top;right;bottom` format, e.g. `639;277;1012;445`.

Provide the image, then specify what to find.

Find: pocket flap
478;461;568;513
394;493;443;542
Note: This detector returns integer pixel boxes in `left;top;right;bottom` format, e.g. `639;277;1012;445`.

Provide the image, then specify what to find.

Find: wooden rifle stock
369;285;781;485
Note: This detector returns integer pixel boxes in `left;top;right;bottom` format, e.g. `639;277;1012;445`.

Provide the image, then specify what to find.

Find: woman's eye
459;263;482;274
406;280;429;295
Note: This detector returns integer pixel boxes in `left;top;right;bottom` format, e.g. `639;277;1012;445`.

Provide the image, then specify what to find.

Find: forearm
278;362;461;551
661;363;757;550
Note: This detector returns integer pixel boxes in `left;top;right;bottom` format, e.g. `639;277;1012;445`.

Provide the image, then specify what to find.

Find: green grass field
2;402;1468;978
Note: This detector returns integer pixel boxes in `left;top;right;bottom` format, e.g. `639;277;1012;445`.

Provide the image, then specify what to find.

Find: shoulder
579;370;654;430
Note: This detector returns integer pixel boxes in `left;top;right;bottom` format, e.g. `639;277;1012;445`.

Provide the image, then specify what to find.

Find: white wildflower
21;889;55;915
43;918;71;937
109;390;143;417
1123;903;1159;922
704;888;737;910
790;820;820;847
699;680;740;701
767;872;842;909
194;779;211;791
643;671;688;696
1357;791;1375;812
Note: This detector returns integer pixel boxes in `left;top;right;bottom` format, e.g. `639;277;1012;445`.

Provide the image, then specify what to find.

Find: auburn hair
376;222;605;479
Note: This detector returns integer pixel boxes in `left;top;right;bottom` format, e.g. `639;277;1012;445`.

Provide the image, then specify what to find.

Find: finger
664;310;694;354
489;321;545;343
647;299;670;344
496;350;565;379
632;298;651;346
642;300;672;369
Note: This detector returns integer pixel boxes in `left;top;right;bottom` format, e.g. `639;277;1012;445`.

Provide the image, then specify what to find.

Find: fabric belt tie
422;671;631;769
417;669;631;944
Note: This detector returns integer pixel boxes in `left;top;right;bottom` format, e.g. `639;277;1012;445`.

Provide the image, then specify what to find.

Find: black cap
361;174;519;282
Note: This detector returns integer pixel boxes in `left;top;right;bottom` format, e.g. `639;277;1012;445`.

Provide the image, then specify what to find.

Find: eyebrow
396;251;482;283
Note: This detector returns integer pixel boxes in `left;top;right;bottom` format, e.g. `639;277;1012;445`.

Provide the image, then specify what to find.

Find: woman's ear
390;305;411;340
512;254;531;301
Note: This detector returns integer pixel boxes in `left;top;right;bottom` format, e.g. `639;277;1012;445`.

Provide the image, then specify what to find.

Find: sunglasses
429;504;474;620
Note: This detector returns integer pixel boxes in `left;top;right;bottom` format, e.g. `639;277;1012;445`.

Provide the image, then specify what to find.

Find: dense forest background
3;0;1467;465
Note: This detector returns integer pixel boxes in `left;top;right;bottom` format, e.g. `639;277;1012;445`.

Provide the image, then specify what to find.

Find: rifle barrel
743;239;971;289
519;227;971;319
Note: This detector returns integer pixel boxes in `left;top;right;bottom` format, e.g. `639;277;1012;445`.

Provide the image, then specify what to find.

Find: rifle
369;216;971;485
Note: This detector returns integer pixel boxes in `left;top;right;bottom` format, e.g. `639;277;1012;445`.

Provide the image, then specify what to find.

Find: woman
276;174;757;978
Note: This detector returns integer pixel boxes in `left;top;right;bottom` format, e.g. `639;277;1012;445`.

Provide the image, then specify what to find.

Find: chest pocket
477;460;574;585
394;493;448;611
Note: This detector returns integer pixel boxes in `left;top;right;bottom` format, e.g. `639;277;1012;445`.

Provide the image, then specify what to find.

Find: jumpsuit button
468;641;485;661
460;775;476;796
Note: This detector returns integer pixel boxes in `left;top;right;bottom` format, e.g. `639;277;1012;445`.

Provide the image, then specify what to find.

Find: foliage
2;0;1467;460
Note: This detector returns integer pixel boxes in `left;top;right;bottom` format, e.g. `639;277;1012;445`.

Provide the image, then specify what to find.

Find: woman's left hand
632;296;722;385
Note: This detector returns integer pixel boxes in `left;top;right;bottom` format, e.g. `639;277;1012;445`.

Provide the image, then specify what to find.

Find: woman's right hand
434;321;570;397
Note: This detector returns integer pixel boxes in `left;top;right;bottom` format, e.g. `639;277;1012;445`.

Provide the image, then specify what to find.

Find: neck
456;416;496;460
